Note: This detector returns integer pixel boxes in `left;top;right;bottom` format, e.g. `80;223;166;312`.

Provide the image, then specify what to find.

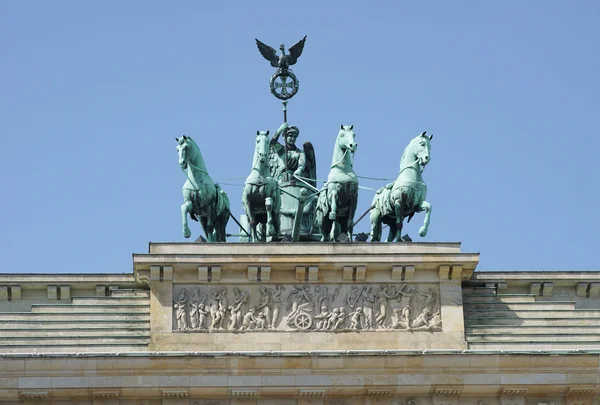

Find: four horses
242;131;282;242
176;135;230;242
370;131;433;242
177;128;433;243
315;125;359;242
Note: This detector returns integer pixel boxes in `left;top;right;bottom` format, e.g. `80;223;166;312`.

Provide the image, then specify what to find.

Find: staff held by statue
255;36;306;181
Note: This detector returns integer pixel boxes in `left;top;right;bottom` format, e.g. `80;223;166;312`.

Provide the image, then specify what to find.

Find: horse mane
186;137;209;174
399;135;422;170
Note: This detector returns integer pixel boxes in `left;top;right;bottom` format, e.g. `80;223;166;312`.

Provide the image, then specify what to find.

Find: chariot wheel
294;312;312;330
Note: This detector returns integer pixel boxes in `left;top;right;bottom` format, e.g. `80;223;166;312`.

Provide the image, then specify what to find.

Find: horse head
337;125;358;153
253;130;270;168
404;131;433;169
176;135;193;170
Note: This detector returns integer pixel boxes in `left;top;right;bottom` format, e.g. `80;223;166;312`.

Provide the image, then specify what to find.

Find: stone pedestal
133;242;479;352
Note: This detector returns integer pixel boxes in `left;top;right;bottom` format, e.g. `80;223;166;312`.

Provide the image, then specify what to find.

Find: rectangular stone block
439;265;450;280
391;266;403;280
355;266;366;281
47;285;58;300
308;266;319;281
60;285;71;300
150;265;161;281
577;282;588;297
96;285;106;297
11;285;21;300
541;282;553;296
451;265;462;280
404;265;415;280
343;266;354;281
0;286;7;300
296;266;306;281
163;266;173;281
248;266;258;281
211;266;222;281
433;395;459;405
497;281;508;289
589;283;600;297
500;395;526;405
260;266;271;281
198;266;209;282
529;282;541;296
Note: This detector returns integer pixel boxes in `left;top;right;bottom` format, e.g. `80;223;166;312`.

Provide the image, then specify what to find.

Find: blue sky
1;1;599;273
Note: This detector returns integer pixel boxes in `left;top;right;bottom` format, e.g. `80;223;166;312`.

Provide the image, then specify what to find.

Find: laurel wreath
269;70;299;100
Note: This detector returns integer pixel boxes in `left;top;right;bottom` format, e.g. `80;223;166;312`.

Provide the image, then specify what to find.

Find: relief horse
177;135;230;241
370;131;433;242
315;125;359;242
242;130;282;242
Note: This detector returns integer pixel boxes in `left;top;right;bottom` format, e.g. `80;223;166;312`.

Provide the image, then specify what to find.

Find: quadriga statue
315;125;359;242
370;131;433;242
176;135;230;241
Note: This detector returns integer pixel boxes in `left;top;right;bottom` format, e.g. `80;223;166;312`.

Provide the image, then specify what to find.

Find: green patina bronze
174;37;438;244
370;131;433;242
315;125;359;242
255;36;306;101
242;130;282;242
176;135;230;241
268;121;318;240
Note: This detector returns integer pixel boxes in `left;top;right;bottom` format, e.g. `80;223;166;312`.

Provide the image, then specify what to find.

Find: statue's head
337;125;358;153
284;126;300;147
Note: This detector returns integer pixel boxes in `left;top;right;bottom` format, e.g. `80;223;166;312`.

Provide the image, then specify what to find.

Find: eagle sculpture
255;36;307;72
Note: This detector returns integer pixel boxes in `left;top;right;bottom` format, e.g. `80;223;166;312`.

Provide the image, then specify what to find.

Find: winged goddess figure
255;36;307;73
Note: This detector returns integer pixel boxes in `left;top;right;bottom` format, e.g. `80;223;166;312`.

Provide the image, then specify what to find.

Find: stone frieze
172;283;441;332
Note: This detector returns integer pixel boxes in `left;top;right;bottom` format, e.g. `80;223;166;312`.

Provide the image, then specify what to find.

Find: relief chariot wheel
270;70;299;100
294;311;313;330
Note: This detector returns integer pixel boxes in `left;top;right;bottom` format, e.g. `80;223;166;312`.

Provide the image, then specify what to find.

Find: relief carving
172;283;441;332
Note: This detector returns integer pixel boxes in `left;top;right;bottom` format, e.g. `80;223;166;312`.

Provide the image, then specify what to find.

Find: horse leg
370;209;382;242
181;190;193;239
419;201;432;237
347;194;358;240
328;187;339;221
321;217;332;242
386;225;397;242
265;197;274;239
204;204;216;242
393;199;404;242
332;220;341;242
242;185;255;242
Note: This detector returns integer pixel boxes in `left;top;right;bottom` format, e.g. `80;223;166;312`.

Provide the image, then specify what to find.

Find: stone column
438;265;467;348
150;265;173;333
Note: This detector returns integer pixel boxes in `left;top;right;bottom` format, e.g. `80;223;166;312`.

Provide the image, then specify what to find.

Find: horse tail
314;189;329;227
215;184;231;237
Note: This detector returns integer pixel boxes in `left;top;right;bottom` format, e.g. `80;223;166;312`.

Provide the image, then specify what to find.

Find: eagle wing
303;140;317;188
287;35;307;65
255;38;279;68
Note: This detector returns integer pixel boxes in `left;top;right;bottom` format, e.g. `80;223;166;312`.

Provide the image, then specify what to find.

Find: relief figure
258;286;273;328
349;307;363;330
174;288;189;331
314;305;330;330
269;284;285;329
